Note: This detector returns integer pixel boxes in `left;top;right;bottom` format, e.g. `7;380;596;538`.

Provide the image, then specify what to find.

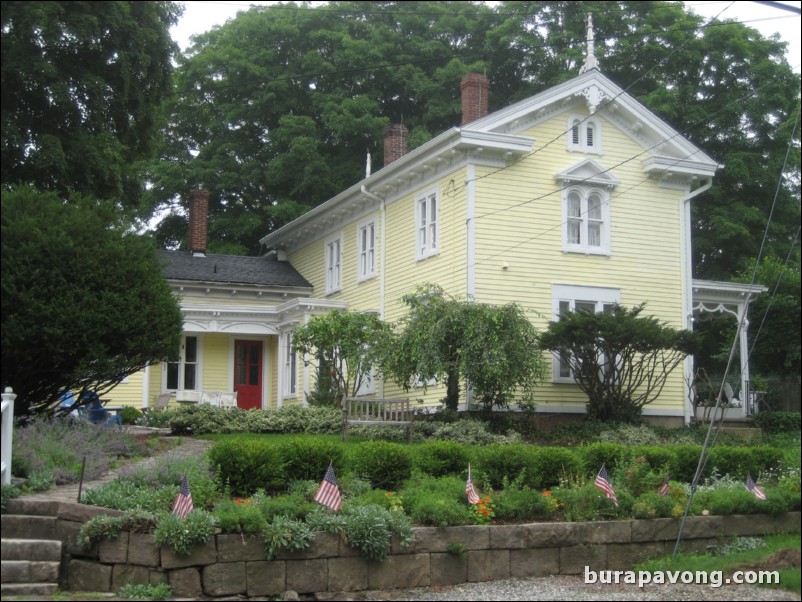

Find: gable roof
159;251;312;289
261;70;719;251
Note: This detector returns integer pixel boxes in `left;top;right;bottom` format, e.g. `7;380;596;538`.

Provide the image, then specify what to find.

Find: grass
635;532;801;595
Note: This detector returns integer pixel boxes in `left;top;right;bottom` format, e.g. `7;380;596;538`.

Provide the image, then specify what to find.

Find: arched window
567;116;601;153
562;186;610;254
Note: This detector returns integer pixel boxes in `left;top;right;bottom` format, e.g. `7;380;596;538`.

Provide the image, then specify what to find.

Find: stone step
1;514;58;540
3;498;60;517
0;539;62;562
0;582;59;596
1;560;60;583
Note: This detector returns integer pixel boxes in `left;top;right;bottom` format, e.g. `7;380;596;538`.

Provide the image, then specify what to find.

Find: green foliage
532;448;584;490
540;304;698;423
153;510;218;556
632;492;679;519
1;187;183;420
120;407;144;425
78;511;160;550
1;1;180;205
1;484;22;511
476;444;538;489
493;488;558;522
213;499;267;534
168;403;342;436
262;516;314;560
208;439;285;496
80;480;177;512
751;412;801;435
578;443;626;476
402;476;472;527
12;417;146;485
350;441;413;489
258;491;317;522
342;505;414;560
386;285;545;410
708;446;784;481
412;441;471;477
553;482;633;522
292;311;392;404
278;438;346;482
118;583;172;601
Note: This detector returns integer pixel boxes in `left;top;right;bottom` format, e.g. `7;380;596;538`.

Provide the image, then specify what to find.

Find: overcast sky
170;1;801;71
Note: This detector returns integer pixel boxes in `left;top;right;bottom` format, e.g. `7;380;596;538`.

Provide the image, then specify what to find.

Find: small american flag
659;474;670;496
314;463;342;511
745;475;767;500
466;464;481;505
172;475;194;519
594;465;619;507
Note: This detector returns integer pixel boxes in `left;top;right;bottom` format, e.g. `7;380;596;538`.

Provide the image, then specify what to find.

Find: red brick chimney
383;124;409;166
188;186;209;256
460;72;490;125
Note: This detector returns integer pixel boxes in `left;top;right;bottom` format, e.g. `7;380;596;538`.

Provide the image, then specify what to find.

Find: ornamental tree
385;285;546;411
1;186;184;421
291;310;392;405
539;303;699;423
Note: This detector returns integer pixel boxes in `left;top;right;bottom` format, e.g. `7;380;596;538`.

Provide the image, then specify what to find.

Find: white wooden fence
1;387;16;485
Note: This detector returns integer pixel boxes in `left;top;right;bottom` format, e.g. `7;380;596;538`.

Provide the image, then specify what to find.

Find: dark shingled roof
159;251;312;288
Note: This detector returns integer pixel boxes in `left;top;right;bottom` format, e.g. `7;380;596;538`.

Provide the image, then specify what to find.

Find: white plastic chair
200;391;222;406
219;392;238;409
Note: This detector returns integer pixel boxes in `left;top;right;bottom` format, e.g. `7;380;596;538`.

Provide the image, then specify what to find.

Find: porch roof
160;251;312;288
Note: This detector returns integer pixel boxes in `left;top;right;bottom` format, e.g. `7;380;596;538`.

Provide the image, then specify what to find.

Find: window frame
282;332;297;398
415;189;439;261
567;115;601;154
324;234;342;294
166;335;200;391
357;219;376;282
561;185;611;256
552;285;620;384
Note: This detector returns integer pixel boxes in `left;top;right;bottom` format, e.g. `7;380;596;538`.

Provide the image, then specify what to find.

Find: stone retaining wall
15;500;801;598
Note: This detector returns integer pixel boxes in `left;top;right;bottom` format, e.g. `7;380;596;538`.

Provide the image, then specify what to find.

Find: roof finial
579;13;600;74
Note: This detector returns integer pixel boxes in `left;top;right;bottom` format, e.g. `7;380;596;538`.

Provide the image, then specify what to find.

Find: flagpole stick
77;455;87;503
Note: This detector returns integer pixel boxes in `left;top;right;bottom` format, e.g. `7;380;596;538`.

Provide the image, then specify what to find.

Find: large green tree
1;187;184;421
386;286;545;410
149;1;799;266
1;1;181;209
539;304;699;423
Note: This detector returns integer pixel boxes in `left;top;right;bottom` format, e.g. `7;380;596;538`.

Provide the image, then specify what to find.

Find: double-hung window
166;335;199;391
325;235;342;294
416;190;438;260
552;285;619;383
563;187;609;255
282;332;297;398
357;220;376;281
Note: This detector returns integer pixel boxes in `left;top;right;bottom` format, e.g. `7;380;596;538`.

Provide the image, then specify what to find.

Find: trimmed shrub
670;445;706;483
120;406;144;425
577;442;626;476
349;441;412;489
632;491;678;519
708;446;785;479
531;447;584;489
213;498;267;534
208;439;285;496
475;444;538;489
412;440;471;477
278;438;346;482
750;412;801;435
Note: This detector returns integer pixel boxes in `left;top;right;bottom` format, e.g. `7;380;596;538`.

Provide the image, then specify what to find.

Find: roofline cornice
260;129;534;249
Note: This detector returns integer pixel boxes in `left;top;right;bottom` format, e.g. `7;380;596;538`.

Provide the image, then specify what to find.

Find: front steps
0;538;62;596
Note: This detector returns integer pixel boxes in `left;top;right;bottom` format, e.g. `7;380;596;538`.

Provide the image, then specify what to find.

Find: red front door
234;340;262;410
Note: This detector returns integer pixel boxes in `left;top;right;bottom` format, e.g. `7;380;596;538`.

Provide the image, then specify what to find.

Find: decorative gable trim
555;158;620;188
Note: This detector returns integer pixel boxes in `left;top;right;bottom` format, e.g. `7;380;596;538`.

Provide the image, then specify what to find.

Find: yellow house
110;42;764;425
258;64;728;426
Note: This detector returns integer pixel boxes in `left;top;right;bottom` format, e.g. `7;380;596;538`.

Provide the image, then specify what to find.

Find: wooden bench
342;397;414;442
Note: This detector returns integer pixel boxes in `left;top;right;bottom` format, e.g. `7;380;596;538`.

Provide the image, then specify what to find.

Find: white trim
561;186;611;256
356;218;377;282
415;188;440;261
466;163;476;299
567;114;602;154
551;284;620;384
324;233;343;295
164;334;203;393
